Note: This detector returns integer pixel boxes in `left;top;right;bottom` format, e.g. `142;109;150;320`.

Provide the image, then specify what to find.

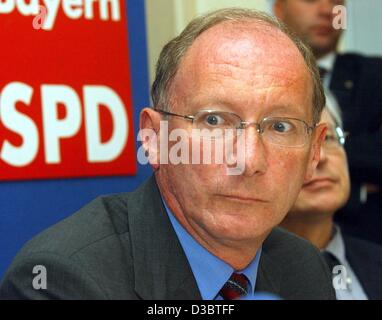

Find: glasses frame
324;125;349;148
154;108;315;133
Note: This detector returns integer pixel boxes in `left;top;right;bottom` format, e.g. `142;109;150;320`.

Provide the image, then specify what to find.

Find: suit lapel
126;175;201;300
255;230;283;296
255;251;282;296
343;236;382;300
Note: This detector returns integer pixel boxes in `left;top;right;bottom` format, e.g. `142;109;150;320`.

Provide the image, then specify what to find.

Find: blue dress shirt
162;199;262;300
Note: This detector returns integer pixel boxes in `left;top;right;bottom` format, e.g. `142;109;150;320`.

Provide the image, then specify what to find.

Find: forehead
183;21;307;77
170;21;313;116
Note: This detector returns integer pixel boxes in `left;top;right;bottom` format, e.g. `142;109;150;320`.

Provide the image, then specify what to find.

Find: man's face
274;0;345;58
290;109;350;218
150;21;325;247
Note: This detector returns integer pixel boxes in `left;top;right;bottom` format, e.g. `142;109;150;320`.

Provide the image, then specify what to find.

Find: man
274;0;382;245
281;91;382;299
0;8;333;300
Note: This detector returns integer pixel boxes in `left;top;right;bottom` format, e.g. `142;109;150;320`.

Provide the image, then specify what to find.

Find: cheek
165;163;224;203
339;169;351;199
267;150;308;210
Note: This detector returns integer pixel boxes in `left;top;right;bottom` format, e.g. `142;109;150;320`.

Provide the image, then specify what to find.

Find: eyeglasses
154;109;316;147
323;126;348;149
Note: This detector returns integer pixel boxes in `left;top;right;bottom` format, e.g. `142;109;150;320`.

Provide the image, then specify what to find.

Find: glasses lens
324;126;345;148
193;111;241;139
261;118;308;147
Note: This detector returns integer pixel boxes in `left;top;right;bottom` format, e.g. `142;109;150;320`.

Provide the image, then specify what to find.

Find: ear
139;108;162;171
273;0;286;20
304;123;327;182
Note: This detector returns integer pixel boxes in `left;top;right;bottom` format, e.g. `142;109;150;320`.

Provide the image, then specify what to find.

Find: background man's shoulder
343;234;382;299
344;234;382;266
337;52;382;73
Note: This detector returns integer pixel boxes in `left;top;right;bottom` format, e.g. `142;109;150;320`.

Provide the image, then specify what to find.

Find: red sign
0;0;137;181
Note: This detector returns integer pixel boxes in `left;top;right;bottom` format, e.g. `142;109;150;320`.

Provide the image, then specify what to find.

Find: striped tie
219;273;250;300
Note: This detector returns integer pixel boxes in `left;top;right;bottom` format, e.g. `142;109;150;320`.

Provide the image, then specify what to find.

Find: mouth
303;178;336;190
216;194;268;203
311;25;334;35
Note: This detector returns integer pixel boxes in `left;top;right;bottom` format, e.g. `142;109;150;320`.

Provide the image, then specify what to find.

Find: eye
204;114;225;126
271;120;294;133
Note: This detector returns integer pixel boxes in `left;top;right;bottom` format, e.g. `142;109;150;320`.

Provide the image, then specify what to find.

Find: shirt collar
162;198;261;300
325;224;346;263
317;52;336;73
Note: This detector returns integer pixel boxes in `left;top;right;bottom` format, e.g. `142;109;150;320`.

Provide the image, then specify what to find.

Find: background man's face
274;0;345;58
155;21;324;246
290;109;350;218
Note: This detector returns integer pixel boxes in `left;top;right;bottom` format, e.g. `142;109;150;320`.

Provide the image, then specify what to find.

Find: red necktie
219;273;250;300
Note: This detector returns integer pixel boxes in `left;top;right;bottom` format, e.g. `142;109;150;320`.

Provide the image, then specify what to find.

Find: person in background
0;8;333;300
281;90;382;300
274;0;382;245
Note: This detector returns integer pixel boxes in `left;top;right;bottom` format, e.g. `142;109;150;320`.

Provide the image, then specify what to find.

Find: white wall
344;0;382;56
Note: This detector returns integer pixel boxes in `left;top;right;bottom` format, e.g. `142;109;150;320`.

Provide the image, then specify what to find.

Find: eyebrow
263;105;307;118
190;99;309;119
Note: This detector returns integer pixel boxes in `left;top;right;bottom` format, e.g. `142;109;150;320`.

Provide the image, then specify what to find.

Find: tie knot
219;273;250;300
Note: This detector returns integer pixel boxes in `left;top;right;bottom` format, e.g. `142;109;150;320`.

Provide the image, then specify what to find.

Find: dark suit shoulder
338;52;382;64
260;228;335;300
343;234;382;299
16;193;131;259
0;193;138;300
344;234;382;266
265;227;322;259
336;52;382;77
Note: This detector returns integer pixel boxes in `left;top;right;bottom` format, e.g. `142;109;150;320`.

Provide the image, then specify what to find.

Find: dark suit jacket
0;176;335;300
330;53;382;184
331;53;382;244
344;234;382;300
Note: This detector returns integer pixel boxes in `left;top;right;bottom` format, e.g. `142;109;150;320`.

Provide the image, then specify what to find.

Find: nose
318;0;336;18
239;126;267;177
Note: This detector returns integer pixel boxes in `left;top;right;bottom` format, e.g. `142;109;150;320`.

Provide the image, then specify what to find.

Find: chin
308;200;341;215
211;213;276;240
310;39;336;52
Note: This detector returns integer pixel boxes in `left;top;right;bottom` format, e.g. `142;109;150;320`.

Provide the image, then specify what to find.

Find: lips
303;178;336;190
217;194;268;203
311;25;334;35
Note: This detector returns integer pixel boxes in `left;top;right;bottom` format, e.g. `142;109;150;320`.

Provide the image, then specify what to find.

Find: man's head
140;8;327;266
274;0;345;58
288;92;350;220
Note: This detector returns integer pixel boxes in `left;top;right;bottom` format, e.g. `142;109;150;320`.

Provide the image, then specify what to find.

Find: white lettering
41;85;82;164
99;0;119;21
0;0;122;31
42;0;61;30
62;0;83;19
17;0;39;15
333;5;347;30
32;265;47;290
83;86;128;162
0;82;39;167
84;0;96;19
0;0;16;13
